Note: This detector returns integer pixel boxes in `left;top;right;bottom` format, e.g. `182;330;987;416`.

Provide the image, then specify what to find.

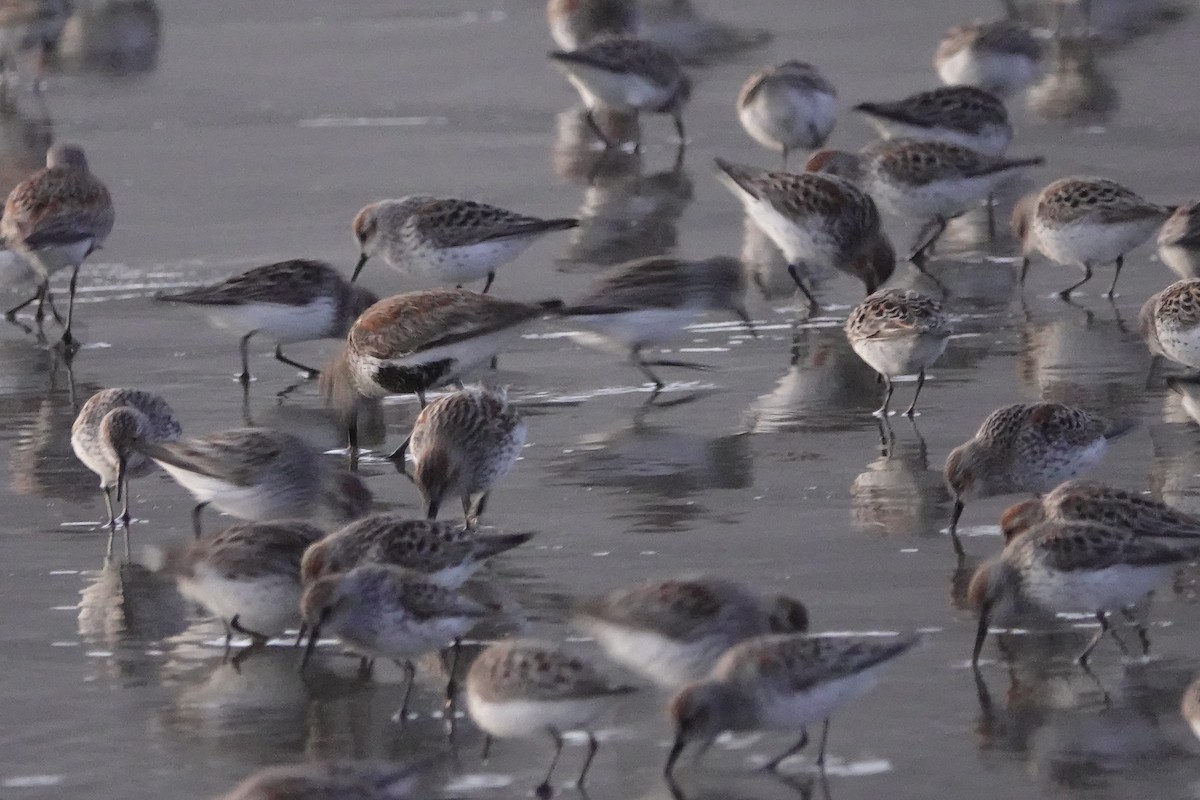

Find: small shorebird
573;575;808;687
408;386;526;527
713;157;895;311
1142;279;1200;375
2;143;114;347
465;638;636;794
135;427;372;537
969;520;1197;665
321;288;559;458
808;139;1042;266
301;563;494;715
546;0;639;50
736;61;837;169
157;260;378;384
0;0;70;96
1157;201;1200;280
845;288;953;417
71;387;182;548
154;520;325;654
1000;480;1200;543
301;514;534;588
1014;176;1174;299
665;632;919;774
852;85;1012;157
934;19;1041;97
549;36;691;149
945;402;1135;548
215;759;431;800
563;255;755;390
351;197;578;294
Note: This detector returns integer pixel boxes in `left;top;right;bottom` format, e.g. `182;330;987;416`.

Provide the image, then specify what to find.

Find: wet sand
3;0;1200;798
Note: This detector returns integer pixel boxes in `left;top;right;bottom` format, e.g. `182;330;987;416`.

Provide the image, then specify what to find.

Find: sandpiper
0;0;70;96
573;575;809;687
1141;279;1200;373
808;139;1043;266
321;288;559;458
969;520;1196;665
408;386;526;527
215;759;430;800
1157;201;1200;280
1014;176;1174;299
934;19;1041;97
301;563;494;715
135;427;372;537
665;632;919;774
713;157;895;311
563;254;755;390
301;513;535;588
154;520;325;651
157;259;378;384
736;61;837;169
71;387;182;546
845;288;953;417
2;143;114;346
852;85;1012;157
465;638;636;794
351;197;578;294
549;36;691;148
1000;480;1200;543
945;402;1135;546
546;0;639;50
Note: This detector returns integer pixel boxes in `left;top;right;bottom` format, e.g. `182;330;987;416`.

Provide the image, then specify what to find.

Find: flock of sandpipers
7;0;1200;797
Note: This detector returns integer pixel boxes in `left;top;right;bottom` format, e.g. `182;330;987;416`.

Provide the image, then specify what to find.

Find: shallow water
3;0;1200;798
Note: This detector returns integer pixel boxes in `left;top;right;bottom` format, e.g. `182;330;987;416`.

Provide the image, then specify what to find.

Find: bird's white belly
179;568;302;636
585;620;726;686
466;693;611;738
569;307;699;351
850;333;949;378
201;298;338;343
758;668;882;730
1035;217;1160;267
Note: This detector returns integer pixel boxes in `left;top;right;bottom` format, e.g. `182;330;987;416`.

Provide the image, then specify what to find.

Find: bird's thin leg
1121;606;1151;655
274;344;319;379
630;346;665;391
1019;256;1031;286
192;502;208;539
786;265;820;314
904;368;926;417
101;486;117;529
481;271;495;294
986;193;996;240
672;111;686;146
1077;610;1110;665
481;734;493;761
60;264;82;347
578;731;600;788
445;638;463;708
815;719;831;767
781;145;789;171
461;495;473;528
395;659;417;723
878;376;895;417
1104;255;1124;298
1059;263;1093;300
238;332;253;384
910;217;947;270
538;728;564;796
764;727;809;772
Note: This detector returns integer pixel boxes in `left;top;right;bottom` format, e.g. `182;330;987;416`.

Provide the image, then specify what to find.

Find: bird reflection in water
851;416;952;541
77;555;189;685
551;397;752;532
57;0;162;76
1025;38;1118;126
744;327;880;434
552;106;692;271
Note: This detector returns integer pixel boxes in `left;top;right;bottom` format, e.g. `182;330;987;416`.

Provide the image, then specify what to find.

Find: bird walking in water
2;143;114;349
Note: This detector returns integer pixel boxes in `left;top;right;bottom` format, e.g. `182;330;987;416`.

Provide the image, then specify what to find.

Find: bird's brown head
804;148;861;180
1010;192;1037;253
299;539;329;585
999;499;1045;544
46;143;89;171
299;573;342;627
853;232;896;294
